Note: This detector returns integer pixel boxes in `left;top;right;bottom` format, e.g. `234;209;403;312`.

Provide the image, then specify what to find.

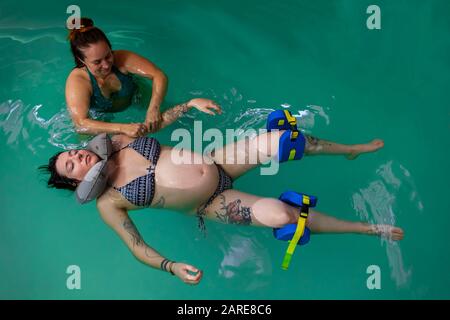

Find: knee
252;198;298;228
272;204;298;228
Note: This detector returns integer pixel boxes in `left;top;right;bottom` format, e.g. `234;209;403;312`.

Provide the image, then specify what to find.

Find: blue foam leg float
274;223;311;245
266;110;306;162
266;109;298;131
273;190;318;269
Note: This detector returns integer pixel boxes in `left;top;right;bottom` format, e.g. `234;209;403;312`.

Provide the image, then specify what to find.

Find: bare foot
346;139;384;160
367;224;404;241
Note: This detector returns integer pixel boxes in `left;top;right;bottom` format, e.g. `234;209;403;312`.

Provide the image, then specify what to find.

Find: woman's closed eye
66;150;77;173
66;160;74;173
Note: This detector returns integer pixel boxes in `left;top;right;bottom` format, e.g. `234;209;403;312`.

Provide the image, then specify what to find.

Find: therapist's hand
121;123;148;138
145;107;163;133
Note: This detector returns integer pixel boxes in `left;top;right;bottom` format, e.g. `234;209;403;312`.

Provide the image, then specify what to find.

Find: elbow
73;119;90;134
132;251;142;262
157;71;168;86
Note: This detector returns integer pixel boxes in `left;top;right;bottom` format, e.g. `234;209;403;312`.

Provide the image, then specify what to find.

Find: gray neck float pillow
75;133;113;204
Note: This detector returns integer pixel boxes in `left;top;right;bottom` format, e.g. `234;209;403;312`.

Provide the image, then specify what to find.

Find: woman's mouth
86;154;90;165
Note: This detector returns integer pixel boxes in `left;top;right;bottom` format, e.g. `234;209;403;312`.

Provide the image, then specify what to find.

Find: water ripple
0;27;67;44
217;233;272;291
351;160;422;287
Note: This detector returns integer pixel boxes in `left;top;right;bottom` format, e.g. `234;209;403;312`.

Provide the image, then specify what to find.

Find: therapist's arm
65;71;147;138
114;50;168;132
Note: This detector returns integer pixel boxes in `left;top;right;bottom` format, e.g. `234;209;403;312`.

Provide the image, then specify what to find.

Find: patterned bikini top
113;137;161;207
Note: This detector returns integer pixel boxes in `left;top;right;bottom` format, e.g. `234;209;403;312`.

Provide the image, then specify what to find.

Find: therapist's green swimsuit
86;65;137;112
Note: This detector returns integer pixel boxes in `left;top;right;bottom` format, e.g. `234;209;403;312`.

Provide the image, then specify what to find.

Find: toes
392;228;404;240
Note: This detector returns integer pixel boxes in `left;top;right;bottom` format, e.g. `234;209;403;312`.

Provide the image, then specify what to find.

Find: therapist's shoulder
113;50;146;71
113;49;136;60
66;67;91;90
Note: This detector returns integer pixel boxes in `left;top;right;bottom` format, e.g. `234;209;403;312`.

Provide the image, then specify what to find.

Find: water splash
0;99;25;145
0;100;103;151
351;160;422;287
0;100;54;154
231;102;331;135
233;107;273;132
176;88;333;143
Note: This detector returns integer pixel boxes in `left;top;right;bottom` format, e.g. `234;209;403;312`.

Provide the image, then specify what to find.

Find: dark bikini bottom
196;164;233;234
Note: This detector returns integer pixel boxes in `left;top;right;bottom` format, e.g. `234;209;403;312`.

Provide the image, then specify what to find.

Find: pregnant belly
153;148;219;211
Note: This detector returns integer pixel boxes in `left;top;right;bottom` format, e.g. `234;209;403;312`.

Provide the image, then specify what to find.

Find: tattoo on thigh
215;195;252;225
123;219;144;248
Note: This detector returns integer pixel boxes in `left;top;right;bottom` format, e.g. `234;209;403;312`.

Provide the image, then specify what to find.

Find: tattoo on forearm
215;195;252;225
163;103;189;123
123;219;144;248
144;247;156;259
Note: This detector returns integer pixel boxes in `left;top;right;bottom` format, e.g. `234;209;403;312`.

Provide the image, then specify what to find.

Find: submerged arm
96;193;203;284
114;50;168;131
97;195;169;270
159;102;191;129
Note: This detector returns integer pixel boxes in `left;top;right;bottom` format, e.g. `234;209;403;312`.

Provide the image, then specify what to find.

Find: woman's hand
146;107;163;133
188;98;222;116
121;123;148;138
171;262;203;285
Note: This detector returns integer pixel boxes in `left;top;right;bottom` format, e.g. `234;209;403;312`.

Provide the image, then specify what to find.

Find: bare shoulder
66;68;91;91
67;67;89;81
113;49;135;61
111;134;135;148
96;189;140;226
113;50;136;73
97;189;128;217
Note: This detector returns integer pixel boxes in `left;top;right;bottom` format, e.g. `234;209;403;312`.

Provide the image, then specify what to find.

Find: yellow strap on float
287;130;299;161
283;110;297;127
281;195;310;270
288;149;296;161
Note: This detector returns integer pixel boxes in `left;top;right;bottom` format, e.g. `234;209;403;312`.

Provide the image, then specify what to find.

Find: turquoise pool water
1;0;449;299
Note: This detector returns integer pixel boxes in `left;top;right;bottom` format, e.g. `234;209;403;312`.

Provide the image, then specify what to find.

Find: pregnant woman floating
40;104;403;285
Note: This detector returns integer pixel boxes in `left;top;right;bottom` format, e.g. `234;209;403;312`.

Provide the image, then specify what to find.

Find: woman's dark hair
39;152;78;191
67;17;112;68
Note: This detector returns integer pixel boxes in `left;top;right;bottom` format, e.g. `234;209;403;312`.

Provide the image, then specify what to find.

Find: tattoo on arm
123;218;144;248
162;102;189;126
144;246;158;259
215;195;252;226
122;216;163;267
